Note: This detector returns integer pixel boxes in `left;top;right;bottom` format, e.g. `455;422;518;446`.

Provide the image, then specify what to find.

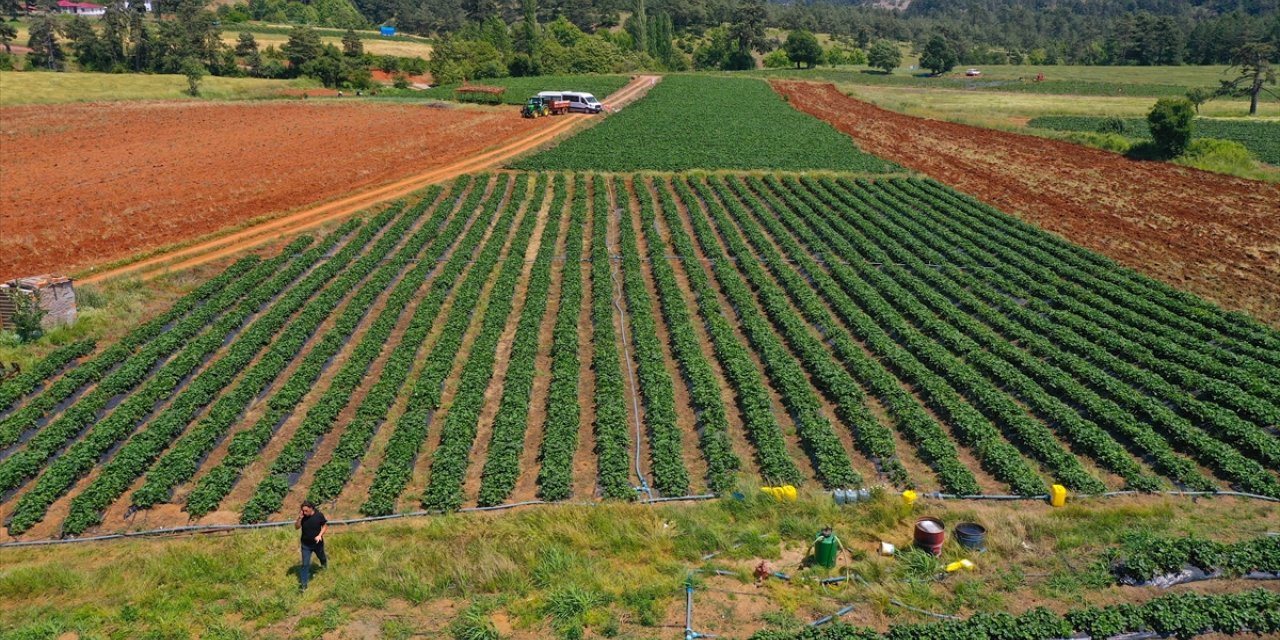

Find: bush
1175;138;1257;175
762;49;790;69
1060;132;1133;154
5;292;45;343
1147;97;1195;159
1096;116;1128;135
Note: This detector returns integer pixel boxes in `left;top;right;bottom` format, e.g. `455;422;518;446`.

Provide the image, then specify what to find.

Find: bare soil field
773;81;1280;326
0;100;547;279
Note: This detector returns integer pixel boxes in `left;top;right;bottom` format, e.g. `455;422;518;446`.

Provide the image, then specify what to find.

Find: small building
0;275;78;332
53;0;106;15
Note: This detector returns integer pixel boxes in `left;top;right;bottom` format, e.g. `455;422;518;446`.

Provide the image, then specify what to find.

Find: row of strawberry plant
1109;532;1280;583
613;175;689;497
909;180;1280;384
915;179;1280;363
742;176;1044;496
804;178;1205;491
116;196;430;519
792;178;1157;491
673;178;858;488
832;178;1278;496
239;176;516;523
710;176;907;487
888;181;1280;462
589;174;639;499
630;178;740;494
0;340;96;416
750;588;1280;640
55;204;406;536
475;175;568;506
5;230;341;535
183;177;481;519
727;176;978;496
535;175;589;501
0;257;260;450
302;188;470;507
871;179;1280;476
357;174;518;516
0;241;312;497
650;179;802;486
421;175;545;510
778;178;1105;493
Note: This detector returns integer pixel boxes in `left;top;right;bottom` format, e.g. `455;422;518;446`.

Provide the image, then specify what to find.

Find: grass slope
512;75;898;172
0;71;312;105
2;491;1277;639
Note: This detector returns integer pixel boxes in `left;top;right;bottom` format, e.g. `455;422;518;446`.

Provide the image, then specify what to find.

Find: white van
561;91;603;114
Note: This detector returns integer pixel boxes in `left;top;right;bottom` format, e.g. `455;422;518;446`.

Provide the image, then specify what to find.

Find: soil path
772;81;1280;326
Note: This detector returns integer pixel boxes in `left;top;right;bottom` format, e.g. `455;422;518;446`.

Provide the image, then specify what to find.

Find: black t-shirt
300;511;327;546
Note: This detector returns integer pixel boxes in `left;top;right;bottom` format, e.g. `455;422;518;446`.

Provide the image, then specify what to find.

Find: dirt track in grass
773;81;1280;327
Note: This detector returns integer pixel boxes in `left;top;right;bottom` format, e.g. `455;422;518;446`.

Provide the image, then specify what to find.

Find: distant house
53;0;106;15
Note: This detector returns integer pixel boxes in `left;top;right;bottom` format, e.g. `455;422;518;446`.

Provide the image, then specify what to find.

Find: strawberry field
1;171;1278;542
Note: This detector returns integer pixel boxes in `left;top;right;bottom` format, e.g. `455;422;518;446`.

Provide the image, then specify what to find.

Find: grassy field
0;71;313;105
512;76;897;171
419;74;632;104
1;490;1276;638
755;64;1254;98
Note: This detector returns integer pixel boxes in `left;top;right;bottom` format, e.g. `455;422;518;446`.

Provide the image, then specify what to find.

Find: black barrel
955;522;987;550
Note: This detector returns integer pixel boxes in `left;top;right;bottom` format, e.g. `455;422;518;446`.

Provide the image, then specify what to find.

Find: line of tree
14;0;428;91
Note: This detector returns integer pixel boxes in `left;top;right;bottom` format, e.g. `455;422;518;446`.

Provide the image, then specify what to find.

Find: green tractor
522;96;550;118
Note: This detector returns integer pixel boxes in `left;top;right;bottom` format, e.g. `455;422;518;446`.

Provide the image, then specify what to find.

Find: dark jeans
300;542;327;588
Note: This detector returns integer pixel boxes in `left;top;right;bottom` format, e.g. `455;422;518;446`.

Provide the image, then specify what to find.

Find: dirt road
773;81;1280;326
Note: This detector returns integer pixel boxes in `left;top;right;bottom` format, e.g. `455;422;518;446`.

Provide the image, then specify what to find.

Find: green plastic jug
815;534;838;568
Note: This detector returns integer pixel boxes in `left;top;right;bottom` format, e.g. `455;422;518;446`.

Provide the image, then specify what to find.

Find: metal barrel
913;517;945;556
955;522;987;550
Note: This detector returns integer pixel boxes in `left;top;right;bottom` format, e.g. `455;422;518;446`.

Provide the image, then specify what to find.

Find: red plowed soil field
0;100;548;279
773;81;1280;326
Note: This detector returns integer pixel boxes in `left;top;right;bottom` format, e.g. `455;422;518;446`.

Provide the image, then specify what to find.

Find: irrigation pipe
608;211;653;502
888;599;961;621
0;494;717;549
909;490;1280;504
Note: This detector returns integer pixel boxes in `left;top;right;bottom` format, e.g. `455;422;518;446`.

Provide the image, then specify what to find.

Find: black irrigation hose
912;490;1280;503
0;494;720;548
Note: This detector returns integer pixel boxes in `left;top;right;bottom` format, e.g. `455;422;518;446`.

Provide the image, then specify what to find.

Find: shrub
1061;132;1133;154
1096;116;1128;135
762;49;790;68
6;291;45;343
1147;98;1195;158
1175;138;1257;175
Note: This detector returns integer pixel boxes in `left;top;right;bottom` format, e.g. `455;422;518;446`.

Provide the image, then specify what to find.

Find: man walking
295;501;328;591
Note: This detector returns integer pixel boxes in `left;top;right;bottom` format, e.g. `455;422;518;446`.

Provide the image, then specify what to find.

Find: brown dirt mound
773;81;1280;326
0;100;545;279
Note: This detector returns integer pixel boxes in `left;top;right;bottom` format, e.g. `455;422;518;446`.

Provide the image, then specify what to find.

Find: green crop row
421;175;544;511
683;177;861;489
475;175;568;507
650;178;802;487
0;340;95;415
0;257;259;449
357;174;513;516
58;211;385;536
535;175;589;501
6;232;334;536
239;177;513;524
589;174;639;500
613;175;690;497
867;179;1280;496
0;244;308;499
131;200;423;518
512;75;898;173
751;588;1280;640
1109;532;1280;583
631;178;740;494
1028;115;1280;164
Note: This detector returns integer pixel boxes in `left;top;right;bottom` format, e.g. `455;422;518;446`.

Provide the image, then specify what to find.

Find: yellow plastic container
1050;484;1068;508
761;485;798;502
945;559;976;572
902;490;918;506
